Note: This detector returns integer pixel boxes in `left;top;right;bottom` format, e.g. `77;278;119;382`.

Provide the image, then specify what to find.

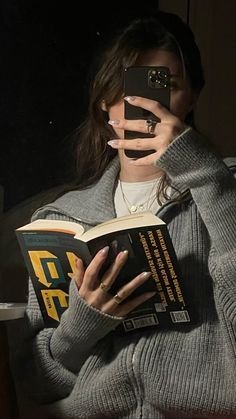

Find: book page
17;219;84;236
78;212;165;242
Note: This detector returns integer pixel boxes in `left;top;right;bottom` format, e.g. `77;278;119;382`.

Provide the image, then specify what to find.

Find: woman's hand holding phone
107;95;186;166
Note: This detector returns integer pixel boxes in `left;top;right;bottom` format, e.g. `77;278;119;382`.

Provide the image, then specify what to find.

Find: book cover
15;212;192;333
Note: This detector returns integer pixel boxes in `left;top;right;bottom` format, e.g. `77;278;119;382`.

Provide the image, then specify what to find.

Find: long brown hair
68;13;205;202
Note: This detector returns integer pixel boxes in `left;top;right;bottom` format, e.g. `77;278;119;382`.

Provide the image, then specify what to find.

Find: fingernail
140;271;152;279
124;96;136;101
117;250;129;261
98;246;109;255
107;140;120;146
108;119;120;126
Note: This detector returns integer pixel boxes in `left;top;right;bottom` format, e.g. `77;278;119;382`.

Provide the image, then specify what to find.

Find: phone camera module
148;69;167;89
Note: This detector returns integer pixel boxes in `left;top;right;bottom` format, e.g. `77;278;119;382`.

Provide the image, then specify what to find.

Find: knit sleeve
9;210;122;405
156;128;236;350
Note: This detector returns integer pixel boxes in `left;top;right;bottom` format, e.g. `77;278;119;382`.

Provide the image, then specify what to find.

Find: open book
16;212;191;333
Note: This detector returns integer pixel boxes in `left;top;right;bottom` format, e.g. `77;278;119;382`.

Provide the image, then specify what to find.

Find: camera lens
158;70;167;80
150;75;158;83
158;79;167;88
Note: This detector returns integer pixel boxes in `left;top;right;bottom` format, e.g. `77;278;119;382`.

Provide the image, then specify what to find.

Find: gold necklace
119;180;158;214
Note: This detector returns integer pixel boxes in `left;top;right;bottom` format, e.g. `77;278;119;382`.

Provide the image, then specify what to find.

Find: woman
9;11;236;419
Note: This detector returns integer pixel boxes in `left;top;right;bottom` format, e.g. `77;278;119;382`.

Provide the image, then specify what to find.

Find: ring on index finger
146;119;157;135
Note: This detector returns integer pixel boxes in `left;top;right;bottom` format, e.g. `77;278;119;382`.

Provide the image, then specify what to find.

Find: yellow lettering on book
163;250;178;279
29;251;58;287
41;289;69;322
139;233;152;260
161;269;169;286
153;248;164;271
156;234;185;306
148;259;160;284
166;286;176;302
28;250;78;287
66;252;78;279
147;230;157;248
47;262;58;279
139;232;167;308
157;229;167;251
173;278;185;305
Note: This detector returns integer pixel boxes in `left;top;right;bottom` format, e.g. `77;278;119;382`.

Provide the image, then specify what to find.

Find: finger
103;271;152;314
113;271;152;302
100;250;129;291
107;138;158;151
124;96;172;121
109;118;158;135
73;258;85;289
82;246;110;289
116;290;156;317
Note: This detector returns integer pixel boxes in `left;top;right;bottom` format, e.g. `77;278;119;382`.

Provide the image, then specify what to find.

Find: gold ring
146;119;156;135
113;293;123;305
99;282;110;293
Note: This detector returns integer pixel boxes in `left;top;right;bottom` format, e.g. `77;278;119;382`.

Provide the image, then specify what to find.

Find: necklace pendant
130;205;138;213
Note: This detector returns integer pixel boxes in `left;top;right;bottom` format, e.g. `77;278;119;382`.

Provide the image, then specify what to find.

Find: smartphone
124;66;170;158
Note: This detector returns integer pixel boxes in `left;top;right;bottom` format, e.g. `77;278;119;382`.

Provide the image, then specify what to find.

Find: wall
159;0;236;156
0;0;160;211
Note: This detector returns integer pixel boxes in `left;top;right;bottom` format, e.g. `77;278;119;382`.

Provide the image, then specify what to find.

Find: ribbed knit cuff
155;127;225;187
50;280;122;371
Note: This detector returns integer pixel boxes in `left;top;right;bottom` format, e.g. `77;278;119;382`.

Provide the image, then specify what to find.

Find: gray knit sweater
8;129;236;418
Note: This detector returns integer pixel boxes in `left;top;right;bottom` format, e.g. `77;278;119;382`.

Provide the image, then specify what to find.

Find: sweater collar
33;155;236;226
33;157;120;226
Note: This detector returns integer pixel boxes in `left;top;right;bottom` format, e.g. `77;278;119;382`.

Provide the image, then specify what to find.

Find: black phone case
124;66;170;158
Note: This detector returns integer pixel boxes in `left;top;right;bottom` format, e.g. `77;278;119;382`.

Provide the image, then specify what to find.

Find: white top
115;178;162;217
115;157;236;218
